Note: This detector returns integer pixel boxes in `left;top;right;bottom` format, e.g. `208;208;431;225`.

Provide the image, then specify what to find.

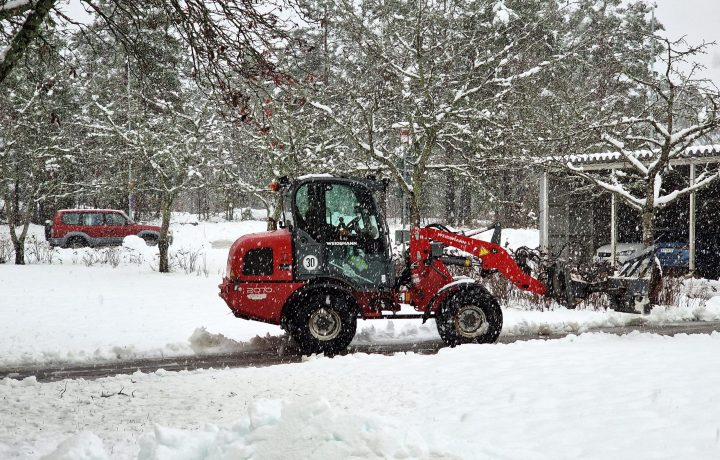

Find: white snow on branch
669;125;701;145
602;133;649;175
492;59;559;87
566;162;644;209
655;170;720;207
492;0;516;25
310;101;333;116
653;173;662;203
0;0;32;13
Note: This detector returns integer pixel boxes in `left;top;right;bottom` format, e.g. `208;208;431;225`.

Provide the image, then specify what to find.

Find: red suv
46;209;165;248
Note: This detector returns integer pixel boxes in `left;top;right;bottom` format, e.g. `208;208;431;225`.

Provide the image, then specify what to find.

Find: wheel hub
308;308;341;341
454;304;488;338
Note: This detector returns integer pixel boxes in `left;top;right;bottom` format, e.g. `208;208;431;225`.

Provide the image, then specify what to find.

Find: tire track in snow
3;321;720;382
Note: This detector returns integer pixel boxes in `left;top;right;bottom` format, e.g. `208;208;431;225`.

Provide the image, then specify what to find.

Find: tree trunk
409;191;421;227
3;186;33;265
641;189;659;305
457;185;471;226
158;195;174;273
444;171;455;225
0;0;56;85
641;206;654;247
13;243;25;265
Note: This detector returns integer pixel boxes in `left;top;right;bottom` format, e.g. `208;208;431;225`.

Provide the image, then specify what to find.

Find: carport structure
538;144;720;277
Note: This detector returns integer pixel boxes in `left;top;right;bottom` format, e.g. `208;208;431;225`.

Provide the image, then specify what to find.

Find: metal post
610;186;618;268
689;163;696;273
539;170;549;250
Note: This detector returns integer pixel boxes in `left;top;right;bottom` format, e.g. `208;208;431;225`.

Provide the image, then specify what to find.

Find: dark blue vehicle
595;228;689;272
655;242;689;269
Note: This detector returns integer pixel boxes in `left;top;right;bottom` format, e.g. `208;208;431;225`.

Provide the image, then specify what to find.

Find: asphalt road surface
3;321;719;382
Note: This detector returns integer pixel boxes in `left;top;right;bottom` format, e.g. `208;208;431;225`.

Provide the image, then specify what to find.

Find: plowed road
3;321;719;382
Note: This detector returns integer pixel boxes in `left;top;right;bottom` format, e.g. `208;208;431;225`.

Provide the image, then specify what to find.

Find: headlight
618;249;635;256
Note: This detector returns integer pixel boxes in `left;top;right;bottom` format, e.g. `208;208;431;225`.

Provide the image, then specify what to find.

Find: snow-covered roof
564;144;720;166
296;173;334;180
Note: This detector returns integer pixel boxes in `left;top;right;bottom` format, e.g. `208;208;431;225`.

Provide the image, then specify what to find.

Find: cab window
294;183;329;241
294;181;383;253
325;184;380;240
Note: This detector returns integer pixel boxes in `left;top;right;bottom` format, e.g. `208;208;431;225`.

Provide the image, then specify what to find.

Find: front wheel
436;286;503;347
287;291;357;355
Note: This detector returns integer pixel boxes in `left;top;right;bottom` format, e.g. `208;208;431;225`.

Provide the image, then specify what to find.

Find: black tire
286;290;357;355
142;235;159;246
436;286;503;347
66;236;87;249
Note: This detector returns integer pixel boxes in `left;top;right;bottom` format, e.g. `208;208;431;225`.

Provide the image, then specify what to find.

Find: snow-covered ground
3;332;720;459
2;218;720;368
4;216;720;459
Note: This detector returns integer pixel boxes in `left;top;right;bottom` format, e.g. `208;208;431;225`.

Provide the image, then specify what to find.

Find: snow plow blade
544;248;656;314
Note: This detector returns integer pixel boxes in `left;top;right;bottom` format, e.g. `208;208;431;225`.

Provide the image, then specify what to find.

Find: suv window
105;213;127;226
81;213;104;226
60;213;81;225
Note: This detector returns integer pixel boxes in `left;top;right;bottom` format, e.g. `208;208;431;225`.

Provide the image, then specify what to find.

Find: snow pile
40;432;109;460
647;298;720;323
188;328;250;355
5;333;720;459
3;261;720;368
354;318;436;343
122;235;150;252
0;264;282;368
137;399;439;460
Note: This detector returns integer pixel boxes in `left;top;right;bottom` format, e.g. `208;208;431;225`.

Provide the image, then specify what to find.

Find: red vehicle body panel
219;229;305;324
408;227;547;313
218;228;401;323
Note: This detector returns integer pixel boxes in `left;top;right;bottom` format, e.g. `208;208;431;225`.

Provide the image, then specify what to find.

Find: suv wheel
141;235;159;246
66;236;87;249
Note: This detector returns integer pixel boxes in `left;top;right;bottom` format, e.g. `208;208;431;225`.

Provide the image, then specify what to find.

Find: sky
653;0;720;86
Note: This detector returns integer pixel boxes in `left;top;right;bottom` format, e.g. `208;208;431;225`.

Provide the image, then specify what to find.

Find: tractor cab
280;176;394;290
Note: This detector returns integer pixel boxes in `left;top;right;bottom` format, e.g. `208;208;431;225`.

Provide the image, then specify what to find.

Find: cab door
292;180;393;291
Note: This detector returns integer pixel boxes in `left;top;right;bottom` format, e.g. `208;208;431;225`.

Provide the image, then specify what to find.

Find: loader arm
413;227;548;296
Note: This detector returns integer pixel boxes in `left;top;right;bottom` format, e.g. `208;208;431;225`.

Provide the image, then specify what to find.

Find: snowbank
4;332;720;459
137;399;438;459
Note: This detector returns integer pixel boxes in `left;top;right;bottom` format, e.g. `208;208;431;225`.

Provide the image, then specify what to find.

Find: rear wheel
141;235;159;246
287;290;357;355
436;286;503;347
66;236;87;249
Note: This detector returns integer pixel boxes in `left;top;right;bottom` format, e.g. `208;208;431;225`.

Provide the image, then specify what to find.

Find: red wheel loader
219;176;655;354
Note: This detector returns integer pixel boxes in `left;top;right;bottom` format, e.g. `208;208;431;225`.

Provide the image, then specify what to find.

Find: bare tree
563;37;720;246
2;1;291;99
307;0;573;225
